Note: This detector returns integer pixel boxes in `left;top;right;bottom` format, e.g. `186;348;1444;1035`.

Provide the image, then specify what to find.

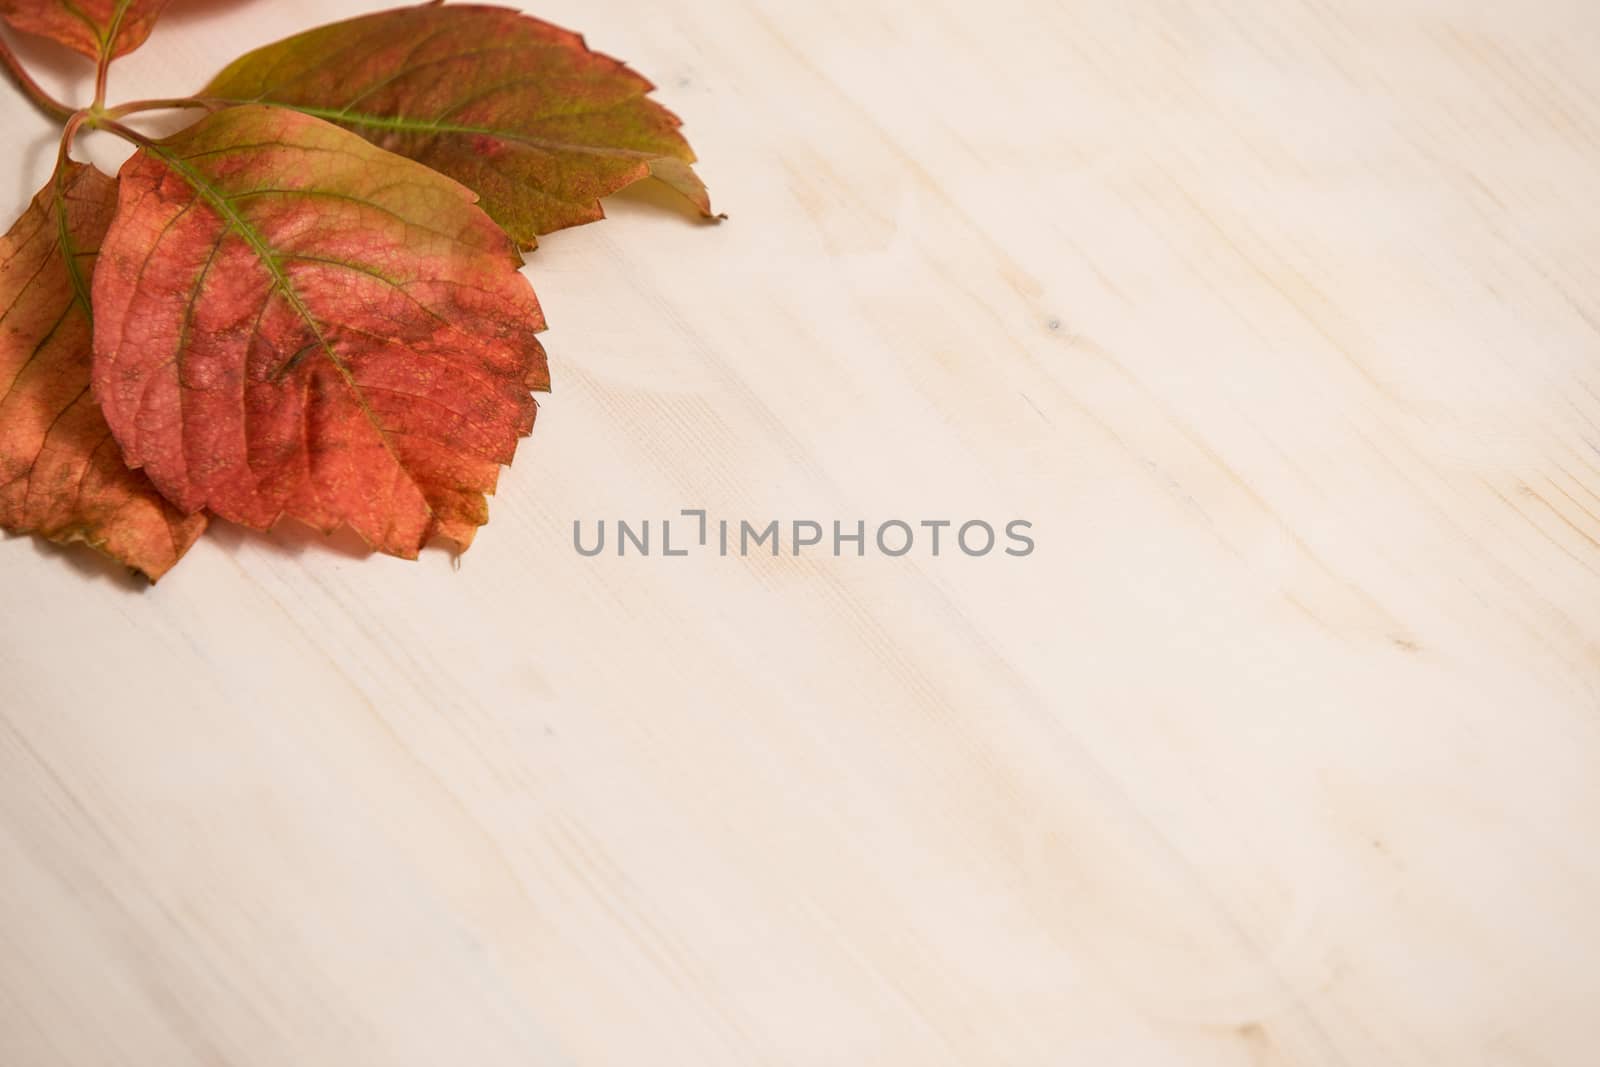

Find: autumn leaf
0;0;171;61
92;105;550;559
0;161;205;580
0;0;715;579
201;3;712;248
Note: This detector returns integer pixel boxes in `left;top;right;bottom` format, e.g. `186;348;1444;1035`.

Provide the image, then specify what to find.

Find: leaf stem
57;110;90;170
0;29;75;122
103;96;221;120
92;3;130;109
96;117;153;150
93;58;112;110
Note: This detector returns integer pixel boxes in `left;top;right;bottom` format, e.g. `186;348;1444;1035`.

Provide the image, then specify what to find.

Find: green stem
0;30;74;122
52;111;94;313
92;4;128;109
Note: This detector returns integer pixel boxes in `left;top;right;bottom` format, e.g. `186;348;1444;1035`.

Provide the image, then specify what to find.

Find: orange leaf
0;0;172;61
93;106;550;559
203;3;712;248
0;162;204;581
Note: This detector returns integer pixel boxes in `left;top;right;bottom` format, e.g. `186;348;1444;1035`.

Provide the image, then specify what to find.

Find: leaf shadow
206;516;375;561
15;129;60;206
156;0;267;28
7;514;469;592
11;532;151;591
2;25;92;97
4;30;90;208
208;517;466;567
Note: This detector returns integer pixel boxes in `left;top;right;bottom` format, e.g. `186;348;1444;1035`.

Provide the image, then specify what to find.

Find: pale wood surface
3;1;1598;1064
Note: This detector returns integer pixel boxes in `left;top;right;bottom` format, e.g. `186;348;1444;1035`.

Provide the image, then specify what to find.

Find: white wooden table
3;1;1597;1064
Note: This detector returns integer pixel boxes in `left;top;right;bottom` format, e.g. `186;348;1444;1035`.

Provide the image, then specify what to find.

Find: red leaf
93;106;550;559
0;0;172;61
0;162;204;580
202;3;713;248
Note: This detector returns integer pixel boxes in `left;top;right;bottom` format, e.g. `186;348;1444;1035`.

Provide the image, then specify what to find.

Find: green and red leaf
202;3;713;248
92;105;550;559
0;162;204;580
0;0;171;61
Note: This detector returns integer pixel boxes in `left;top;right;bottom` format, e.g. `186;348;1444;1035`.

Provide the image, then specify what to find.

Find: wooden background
3;1;1598;1063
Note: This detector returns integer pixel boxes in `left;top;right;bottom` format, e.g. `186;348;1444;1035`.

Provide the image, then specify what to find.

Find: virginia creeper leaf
93;105;550;559
0;0;171;61
201;3;712;248
0;162;205;581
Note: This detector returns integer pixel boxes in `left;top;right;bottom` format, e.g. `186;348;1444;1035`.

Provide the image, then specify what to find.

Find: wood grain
2;1;1598;1064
